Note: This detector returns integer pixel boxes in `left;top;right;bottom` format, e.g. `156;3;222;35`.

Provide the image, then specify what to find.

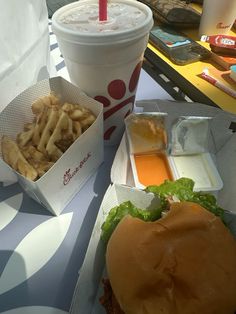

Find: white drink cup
199;0;236;37
52;0;153;145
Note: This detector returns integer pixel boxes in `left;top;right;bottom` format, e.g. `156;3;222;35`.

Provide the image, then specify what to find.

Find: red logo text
63;152;91;185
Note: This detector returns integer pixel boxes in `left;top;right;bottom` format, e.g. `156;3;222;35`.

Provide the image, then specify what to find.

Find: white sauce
171;154;213;189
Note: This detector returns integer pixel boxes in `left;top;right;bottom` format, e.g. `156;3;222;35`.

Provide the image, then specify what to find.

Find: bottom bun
106;202;236;314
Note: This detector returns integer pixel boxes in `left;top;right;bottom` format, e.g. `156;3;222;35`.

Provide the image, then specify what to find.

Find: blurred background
46;0;76;17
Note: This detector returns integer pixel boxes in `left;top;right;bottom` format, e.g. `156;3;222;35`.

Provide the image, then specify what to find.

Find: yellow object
148;4;236;114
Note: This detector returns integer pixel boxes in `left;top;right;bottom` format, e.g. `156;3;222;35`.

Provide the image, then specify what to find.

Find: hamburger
100;179;236;314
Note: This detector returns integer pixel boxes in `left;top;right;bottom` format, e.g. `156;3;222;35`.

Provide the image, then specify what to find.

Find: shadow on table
0;250;29;311
55;145;118;310
20;192;52;216
0;181;51;217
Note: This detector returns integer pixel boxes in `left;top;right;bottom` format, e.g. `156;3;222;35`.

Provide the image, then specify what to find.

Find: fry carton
0;77;104;216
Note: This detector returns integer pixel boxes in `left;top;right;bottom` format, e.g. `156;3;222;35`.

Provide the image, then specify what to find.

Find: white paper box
0;77;104;216
70;182;236;314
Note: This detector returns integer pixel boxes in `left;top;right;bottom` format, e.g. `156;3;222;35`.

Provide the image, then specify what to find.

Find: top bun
106;202;236;314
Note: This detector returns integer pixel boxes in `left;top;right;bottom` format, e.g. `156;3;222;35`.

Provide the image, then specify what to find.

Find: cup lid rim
51;0;154;44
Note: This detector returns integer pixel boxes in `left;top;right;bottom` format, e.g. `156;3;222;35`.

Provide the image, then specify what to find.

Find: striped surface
48;20;70;80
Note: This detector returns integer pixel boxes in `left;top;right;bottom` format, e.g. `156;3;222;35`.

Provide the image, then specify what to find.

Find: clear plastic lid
170;116;212;156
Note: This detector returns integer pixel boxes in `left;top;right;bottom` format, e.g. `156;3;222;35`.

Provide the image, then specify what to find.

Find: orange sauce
134;153;173;186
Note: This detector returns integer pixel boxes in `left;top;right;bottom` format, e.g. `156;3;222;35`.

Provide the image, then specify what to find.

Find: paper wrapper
0;77;104;215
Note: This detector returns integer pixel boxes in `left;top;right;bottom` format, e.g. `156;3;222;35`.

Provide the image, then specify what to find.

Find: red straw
99;0;107;21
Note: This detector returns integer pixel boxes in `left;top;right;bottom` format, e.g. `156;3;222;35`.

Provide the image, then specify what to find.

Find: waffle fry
21;145;54;177
31;92;60;115
1;93;96;181
1;136;38;181
37;106;60;155
17;123;35;147
62;102;96;130
46;111;73;160
80;114;96;131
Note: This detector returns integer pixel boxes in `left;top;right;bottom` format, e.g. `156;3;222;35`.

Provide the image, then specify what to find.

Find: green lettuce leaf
101;201;162;244
145;178;225;220
101;178;225;244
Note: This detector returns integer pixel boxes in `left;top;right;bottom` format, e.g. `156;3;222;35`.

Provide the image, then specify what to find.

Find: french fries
1;93;96;181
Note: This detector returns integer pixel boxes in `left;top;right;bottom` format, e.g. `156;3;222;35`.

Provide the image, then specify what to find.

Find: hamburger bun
106;202;236;314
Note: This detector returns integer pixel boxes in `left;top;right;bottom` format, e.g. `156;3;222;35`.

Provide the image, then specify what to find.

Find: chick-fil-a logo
63;152;91;185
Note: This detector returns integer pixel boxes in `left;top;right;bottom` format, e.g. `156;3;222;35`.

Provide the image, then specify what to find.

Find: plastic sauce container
130;152;223;192
130;152;173;188
168;153;223;192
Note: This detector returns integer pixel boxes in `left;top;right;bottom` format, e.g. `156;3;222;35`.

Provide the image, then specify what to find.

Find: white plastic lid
51;0;153;45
